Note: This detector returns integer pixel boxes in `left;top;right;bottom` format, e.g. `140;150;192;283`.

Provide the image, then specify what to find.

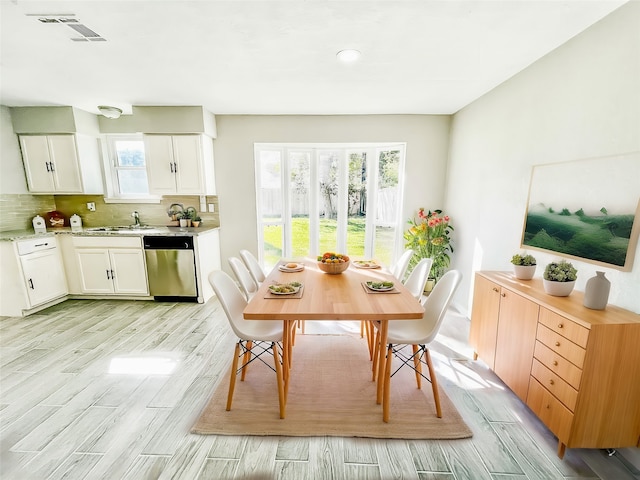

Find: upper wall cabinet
144;134;216;195
11;106;104;195
18;134;103;194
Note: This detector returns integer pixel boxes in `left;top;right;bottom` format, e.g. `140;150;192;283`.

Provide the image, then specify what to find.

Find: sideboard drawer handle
549;379;555;385
558;323;563;329
553;361;558;366
555;341;561;347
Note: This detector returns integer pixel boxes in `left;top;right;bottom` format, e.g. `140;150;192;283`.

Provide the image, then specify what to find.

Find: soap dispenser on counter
70;214;83;232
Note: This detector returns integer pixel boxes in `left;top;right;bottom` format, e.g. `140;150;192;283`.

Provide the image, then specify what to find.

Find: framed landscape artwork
521;152;640;271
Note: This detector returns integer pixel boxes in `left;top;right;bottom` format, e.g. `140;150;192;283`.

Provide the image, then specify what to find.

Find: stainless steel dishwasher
143;236;197;300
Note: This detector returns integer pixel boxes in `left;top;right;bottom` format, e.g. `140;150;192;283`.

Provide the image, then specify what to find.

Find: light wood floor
1;298;638;480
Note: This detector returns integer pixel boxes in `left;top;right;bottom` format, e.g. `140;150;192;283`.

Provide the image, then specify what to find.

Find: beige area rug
192;334;473;439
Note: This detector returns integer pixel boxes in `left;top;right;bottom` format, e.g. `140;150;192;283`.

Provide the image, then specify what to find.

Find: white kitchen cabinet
18;134;103;194
144;134;215;195
20;247;68;306
73;236;148;295
0;237;68;317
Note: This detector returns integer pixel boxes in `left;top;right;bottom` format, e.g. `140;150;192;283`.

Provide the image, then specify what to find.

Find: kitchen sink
86;225;156;232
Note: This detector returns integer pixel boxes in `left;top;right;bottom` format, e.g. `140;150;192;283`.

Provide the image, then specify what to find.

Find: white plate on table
365;281;395;292
268;283;302;295
353;260;381;269
278;263;305;272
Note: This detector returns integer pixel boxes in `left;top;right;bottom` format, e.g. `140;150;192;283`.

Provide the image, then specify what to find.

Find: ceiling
0;1;629;116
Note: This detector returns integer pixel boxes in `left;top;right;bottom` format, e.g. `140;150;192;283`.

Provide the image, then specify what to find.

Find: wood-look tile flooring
1;298;638;480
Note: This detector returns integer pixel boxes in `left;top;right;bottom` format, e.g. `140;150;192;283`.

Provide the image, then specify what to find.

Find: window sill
103;196;162;204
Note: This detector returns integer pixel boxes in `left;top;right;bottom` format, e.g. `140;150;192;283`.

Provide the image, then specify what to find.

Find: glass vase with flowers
403;208;454;283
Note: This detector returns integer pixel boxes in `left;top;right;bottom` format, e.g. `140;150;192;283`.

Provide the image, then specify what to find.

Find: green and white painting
521;153;640;270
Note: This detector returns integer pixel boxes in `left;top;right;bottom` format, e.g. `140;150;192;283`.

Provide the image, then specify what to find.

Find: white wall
446;2;640;314
0;106;28;194
213;114;451;274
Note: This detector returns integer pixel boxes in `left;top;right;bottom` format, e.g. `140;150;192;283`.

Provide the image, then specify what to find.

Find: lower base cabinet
470;271;640;458
72;236;148;296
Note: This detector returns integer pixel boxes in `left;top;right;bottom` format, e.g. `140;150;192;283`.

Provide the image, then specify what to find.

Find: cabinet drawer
526;377;574;443
530;359;578;411
539;308;589;348
533;341;582;390
72;236;142;249
536;324;586;368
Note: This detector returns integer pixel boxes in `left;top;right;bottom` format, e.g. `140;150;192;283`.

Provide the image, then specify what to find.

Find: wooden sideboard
469;271;640;458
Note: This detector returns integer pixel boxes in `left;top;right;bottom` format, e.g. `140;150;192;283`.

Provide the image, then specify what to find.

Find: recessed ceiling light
97;105;122;119
336;49;361;63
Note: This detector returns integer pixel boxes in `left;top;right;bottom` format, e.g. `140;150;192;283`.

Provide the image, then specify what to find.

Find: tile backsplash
0;194;56;232
0;194;219;232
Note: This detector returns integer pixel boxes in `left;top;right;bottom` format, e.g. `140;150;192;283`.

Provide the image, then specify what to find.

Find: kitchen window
102;135;159;202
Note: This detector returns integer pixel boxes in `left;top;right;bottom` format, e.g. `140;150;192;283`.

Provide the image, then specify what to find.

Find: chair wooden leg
364;321;375;360
371;330;380;381
226;342;241;411
240;340;252;381
424;347;442;418
412;344;422;389
272;342;286;419
383;344;393;422
291;321;297;346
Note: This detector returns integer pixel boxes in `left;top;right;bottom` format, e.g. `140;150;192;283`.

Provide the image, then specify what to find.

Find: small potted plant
543;260;578;296
177;211;190;228
191;215;202;227
511;253;537;280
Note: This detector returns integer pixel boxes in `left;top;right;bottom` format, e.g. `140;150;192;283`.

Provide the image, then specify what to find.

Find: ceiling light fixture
97;105;122;119
336;49;361;63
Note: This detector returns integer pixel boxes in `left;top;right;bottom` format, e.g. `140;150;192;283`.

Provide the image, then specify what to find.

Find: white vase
513;265;536;280
583;271;610;310
179;219;188;227
543;279;575;297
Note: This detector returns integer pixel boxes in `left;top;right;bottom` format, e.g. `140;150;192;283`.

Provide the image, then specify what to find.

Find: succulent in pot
511;253;537;280
543;260;577;296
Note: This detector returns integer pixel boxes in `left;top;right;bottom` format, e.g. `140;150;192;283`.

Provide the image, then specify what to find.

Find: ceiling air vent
30;13;106;41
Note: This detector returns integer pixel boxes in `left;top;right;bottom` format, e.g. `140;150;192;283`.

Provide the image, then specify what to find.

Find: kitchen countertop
0;225;220;242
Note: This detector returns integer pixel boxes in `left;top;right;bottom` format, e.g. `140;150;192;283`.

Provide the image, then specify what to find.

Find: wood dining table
243;258;425;421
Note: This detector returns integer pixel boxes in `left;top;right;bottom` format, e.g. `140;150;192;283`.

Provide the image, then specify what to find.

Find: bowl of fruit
317;252;350;274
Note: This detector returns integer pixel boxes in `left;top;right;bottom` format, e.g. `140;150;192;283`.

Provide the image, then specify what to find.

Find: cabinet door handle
492;287;499;293
49;162;55;172
110;269;115;280
501;293;506;297
106;269;111;280
28;278;34;289
173;162;178;173
170;162;174;173
45;162;51;172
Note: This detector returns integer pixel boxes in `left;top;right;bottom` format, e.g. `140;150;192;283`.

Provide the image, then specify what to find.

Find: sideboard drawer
536;324;586;368
538;308;589;348
533;341;583;390
527;377;574;442
531;359;578;411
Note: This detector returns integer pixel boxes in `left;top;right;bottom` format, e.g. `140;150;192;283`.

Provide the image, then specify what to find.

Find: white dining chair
364;257;431;359
391;249;414;282
208;270;286;419
380;270;462;421
240;249;266;286
403;257;433;300
229;256;259;301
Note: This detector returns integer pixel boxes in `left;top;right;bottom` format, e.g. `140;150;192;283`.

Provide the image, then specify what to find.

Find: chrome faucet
131;211;141;226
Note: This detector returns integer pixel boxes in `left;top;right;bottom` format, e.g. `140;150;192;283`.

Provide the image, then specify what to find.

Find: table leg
282;320;292;400
376;319;388;405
